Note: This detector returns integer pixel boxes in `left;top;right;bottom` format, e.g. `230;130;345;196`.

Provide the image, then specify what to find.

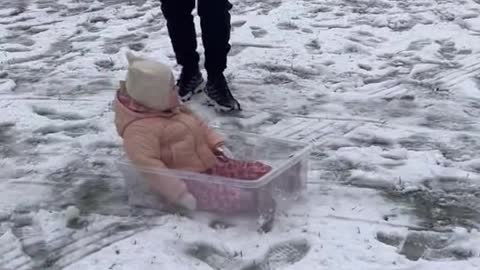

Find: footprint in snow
186;238;310;270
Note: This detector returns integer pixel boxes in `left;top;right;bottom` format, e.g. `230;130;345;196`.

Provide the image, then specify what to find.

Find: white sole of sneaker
180;80;206;102
194;80;206;94
204;97;241;112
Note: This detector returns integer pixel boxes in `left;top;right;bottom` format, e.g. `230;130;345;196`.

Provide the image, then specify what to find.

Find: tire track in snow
264;117;364;145
50;229;143;269
365;57;480;98
41;221;145;269
441;62;480;89
0;231;35;270
0;220;145;270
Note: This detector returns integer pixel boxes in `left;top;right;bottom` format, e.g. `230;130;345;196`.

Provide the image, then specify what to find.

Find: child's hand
222;146;234;159
177;192;197;211
213;144;234;160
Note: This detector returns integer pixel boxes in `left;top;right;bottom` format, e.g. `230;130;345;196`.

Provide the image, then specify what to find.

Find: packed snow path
1;0;480;269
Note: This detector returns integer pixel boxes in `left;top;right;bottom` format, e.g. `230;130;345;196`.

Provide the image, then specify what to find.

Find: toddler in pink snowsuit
114;52;272;214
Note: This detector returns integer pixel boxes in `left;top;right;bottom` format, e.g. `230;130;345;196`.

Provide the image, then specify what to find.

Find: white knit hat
125;52;176;111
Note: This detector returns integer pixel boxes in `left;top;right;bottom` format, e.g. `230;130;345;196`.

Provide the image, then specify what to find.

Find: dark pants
160;0;232;77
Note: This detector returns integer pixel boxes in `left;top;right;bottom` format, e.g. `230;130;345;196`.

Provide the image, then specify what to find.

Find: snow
2;0;480;269
0;79;16;93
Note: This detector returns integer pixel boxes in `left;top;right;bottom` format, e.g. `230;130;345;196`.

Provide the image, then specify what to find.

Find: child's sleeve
123;126;188;204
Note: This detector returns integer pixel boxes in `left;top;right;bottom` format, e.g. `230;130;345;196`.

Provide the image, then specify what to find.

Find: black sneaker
204;74;241;112
177;69;205;102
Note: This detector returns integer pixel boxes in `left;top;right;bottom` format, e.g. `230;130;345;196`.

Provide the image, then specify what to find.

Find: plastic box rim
116;129;312;189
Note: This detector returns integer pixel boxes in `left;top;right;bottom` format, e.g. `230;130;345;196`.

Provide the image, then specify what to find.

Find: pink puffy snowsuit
114;81;272;213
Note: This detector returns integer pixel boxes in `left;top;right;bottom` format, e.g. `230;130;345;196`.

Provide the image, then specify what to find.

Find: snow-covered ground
2;0;480;269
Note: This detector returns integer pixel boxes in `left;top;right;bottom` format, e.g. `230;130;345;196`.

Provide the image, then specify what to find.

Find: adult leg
197;0;240;111
160;0;199;72
197;0;233;77
160;0;205;101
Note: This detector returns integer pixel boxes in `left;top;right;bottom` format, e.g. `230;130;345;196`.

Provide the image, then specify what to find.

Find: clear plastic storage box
118;129;311;227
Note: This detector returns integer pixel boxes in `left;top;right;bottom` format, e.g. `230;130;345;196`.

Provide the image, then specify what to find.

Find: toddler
114;52;273;214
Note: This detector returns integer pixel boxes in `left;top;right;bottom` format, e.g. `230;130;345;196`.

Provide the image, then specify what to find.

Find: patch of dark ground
377;230;476;261
312;156;355;183
314;130;480;233
46;151;131;216
71;177;129;216
382;176;480;231
0;122;17;159
0;140;149;270
327;159;480;231
315;151;480;251
0;121;72;174
438;133;480;162
367;174;480;262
